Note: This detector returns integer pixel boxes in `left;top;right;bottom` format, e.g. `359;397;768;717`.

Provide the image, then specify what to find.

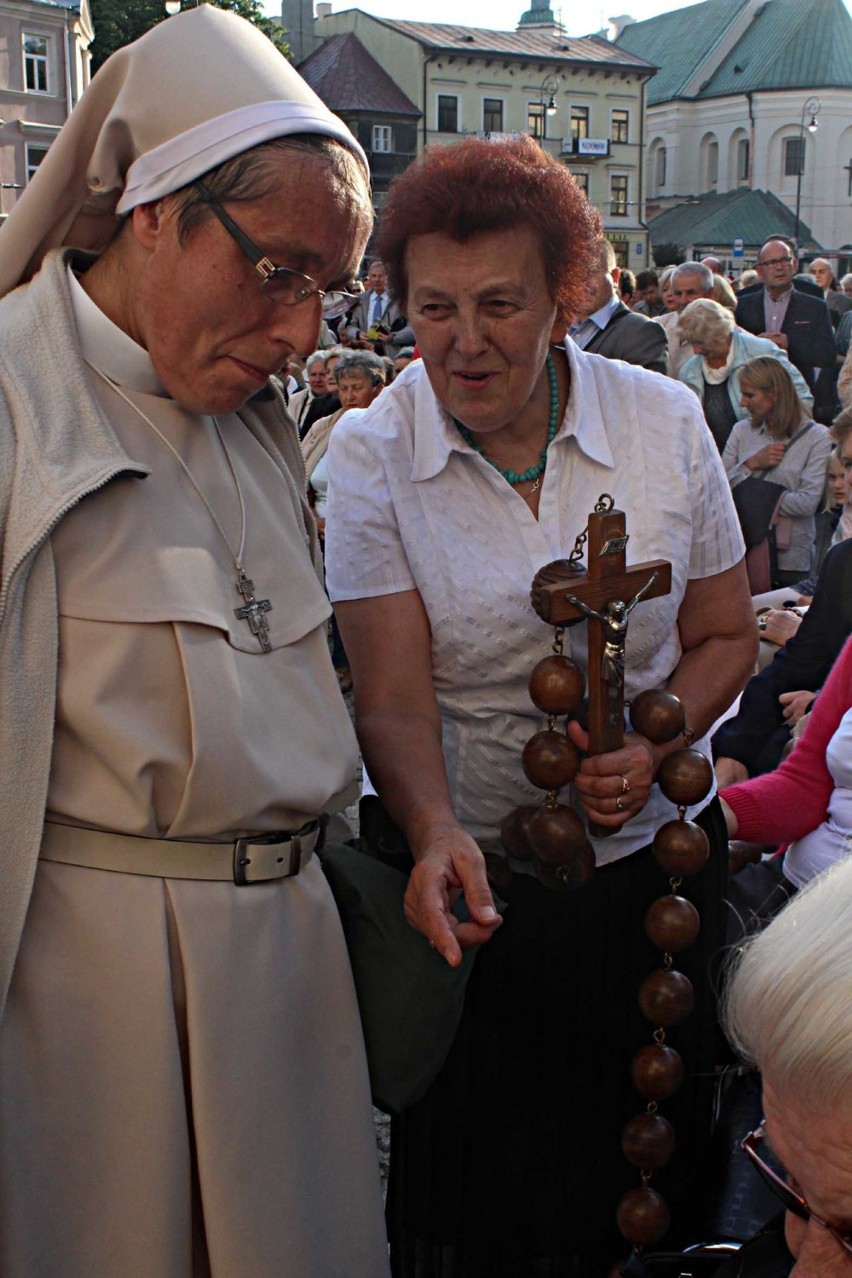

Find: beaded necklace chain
454;350;559;490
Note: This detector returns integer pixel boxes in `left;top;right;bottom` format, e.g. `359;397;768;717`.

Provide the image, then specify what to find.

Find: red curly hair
375;135;602;321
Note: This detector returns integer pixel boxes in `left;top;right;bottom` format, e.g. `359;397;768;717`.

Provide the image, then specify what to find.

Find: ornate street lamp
536;74;559;143
794;96;820;256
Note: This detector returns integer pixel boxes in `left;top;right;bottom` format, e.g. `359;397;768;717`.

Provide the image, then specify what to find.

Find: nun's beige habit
0;9;388;1275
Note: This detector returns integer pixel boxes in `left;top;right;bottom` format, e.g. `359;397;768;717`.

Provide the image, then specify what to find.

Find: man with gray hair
568;240;667;373
288;349;327;435
661;261;714;376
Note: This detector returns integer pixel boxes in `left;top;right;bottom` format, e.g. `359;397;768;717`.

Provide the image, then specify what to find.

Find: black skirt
386;800;731;1278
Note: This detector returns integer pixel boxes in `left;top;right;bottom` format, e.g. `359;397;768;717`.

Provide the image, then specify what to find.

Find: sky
262;0;852;36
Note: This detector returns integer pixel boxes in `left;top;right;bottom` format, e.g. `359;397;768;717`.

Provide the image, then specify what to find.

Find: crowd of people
2;10;852;1278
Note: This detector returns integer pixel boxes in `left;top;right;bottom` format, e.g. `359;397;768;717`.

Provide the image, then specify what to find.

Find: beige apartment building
300;3;657;268
0;0;93;221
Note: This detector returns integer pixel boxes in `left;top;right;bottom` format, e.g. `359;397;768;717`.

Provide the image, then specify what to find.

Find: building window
574;172;589;196
737;137;750;182
610;174;628;217
528;102;545;140
784;136;805;177
707;139;718;185
611;109;629;144
23;33;49;94
483;98;503;135
570;106;589;142
25;143;49;182
372;125;393;153
656;146;667;187
437;95;459;133
610;239;629;269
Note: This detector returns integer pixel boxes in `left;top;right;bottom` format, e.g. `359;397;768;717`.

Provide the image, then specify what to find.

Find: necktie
370;292;383;325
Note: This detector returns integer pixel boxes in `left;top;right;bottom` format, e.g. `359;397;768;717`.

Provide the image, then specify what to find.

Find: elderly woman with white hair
678;298;812;451
302;348;387;509
723;848;852;1274
0;8;389;1276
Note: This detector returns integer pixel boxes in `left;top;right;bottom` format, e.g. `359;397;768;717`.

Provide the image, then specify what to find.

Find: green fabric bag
319;840;504;1115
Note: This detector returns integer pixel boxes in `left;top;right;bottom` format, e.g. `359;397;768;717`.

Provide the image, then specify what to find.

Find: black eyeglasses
193;181;357;320
759;255;794;269
742;1123;852;1258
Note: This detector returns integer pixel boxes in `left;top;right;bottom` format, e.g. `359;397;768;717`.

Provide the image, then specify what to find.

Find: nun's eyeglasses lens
193;182;356;319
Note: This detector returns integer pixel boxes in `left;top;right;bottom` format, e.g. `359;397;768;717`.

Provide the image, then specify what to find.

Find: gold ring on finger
620;775;631;794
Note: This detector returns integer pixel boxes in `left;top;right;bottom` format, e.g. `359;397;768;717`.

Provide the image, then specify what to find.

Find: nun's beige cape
0;9;387;1276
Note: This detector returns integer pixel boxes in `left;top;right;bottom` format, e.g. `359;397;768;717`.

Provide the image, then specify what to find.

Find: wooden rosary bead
630;1043;685;1100
528;804;587;865
616;1186;671;1246
644;895;701;953
534;842;596;891
657;748;713;807
621;1113;676;1170
652;820;710;877
522;730;580;790
629;689;686;745
638;969;694;1027
499;805;538;862
528;655;585;717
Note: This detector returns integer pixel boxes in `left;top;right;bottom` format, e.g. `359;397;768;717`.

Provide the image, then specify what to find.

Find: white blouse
785;709;852;889
326;342;744;865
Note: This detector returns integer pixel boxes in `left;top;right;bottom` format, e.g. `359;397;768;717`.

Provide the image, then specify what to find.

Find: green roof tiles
616;0;852;104
699;0;852;97
615;0;748;104
648;188;820;250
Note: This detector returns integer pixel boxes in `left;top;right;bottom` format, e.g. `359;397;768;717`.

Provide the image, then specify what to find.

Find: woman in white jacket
722;356;831;587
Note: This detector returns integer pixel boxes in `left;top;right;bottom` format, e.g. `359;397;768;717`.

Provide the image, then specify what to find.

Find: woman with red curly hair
325;137;756;1275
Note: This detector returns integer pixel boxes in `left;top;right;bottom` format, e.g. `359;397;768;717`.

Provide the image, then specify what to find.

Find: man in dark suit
713;537;852;783
809;257;852;328
735;239;835;394
569;241;667;374
343;259;405;355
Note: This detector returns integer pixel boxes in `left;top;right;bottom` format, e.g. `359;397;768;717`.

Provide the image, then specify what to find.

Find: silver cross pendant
234;572;272;653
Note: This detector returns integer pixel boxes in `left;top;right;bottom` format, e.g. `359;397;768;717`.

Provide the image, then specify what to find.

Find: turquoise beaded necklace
454;351;560;489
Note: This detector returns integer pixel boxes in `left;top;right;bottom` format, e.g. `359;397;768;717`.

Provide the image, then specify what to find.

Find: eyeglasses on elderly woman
193;180;357;319
742;1123;852;1258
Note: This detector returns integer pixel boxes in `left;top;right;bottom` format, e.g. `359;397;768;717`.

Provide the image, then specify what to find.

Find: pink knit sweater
721;634;852;844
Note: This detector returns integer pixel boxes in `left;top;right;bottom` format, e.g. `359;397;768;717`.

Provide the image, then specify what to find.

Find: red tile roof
299;32;421;115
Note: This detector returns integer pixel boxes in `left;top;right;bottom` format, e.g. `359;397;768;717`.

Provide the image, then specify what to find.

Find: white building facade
617;0;852;260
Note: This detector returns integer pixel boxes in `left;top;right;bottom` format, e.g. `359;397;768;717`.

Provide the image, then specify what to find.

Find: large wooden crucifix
530;496;672;834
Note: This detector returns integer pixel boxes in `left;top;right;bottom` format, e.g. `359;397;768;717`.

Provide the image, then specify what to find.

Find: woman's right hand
746;441;786;470
757;608;802;646
405;822;502;967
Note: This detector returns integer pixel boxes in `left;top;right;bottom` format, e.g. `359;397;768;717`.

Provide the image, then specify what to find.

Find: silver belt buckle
233;832;302;885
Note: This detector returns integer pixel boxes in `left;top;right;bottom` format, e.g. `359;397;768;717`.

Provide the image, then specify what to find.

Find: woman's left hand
566;722;657;828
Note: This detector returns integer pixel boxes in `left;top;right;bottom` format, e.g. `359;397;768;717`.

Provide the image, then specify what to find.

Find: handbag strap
752;421;814;479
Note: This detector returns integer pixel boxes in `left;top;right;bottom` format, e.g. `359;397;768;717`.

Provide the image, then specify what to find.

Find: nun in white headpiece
0;7;389;1275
